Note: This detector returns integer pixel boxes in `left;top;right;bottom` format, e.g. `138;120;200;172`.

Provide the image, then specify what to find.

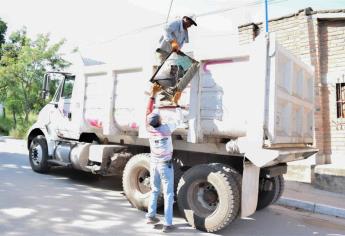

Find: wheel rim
31;142;43;166
136;168;151;194
188;181;219;217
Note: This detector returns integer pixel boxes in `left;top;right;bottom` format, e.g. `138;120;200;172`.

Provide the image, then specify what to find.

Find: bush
9;128;23;139
0;116;13;135
9;121;32;139
8;114;37;139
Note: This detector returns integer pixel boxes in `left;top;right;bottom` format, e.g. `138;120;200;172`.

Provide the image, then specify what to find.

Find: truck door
50;75;77;138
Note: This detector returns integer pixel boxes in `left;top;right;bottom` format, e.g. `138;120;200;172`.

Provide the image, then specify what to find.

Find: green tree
0;28;70;126
0;18;7;58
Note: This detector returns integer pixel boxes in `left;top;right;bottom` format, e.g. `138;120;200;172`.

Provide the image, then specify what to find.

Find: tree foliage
0;18;7;58
0;28;70;127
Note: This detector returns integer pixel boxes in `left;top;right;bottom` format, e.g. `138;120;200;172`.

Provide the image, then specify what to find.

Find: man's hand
172;91;181;106
150;83;161;97
171;39;180;52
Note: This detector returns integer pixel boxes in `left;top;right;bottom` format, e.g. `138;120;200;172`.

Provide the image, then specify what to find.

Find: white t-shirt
148;123;177;162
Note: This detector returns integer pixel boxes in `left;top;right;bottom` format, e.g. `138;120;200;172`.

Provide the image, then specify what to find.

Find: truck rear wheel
272;175;285;203
256;176;280;210
122;153;163;211
29;135;50;173
209;163;242;189
177;164;240;232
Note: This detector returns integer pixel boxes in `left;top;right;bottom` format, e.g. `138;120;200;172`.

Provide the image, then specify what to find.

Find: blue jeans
146;161;174;226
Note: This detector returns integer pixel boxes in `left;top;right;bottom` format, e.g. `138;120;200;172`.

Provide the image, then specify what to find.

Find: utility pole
264;0;269;33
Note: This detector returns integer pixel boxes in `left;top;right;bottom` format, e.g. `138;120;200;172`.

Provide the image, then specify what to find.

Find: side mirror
41;74;50;99
41;90;48;99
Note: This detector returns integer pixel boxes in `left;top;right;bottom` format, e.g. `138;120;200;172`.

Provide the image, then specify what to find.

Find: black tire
122;153;163;211
256;176;280;210
209;163;242;189
173;158;184;194
272;175;285;203
177;164;240;232
209;163;242;219
29;135;50;173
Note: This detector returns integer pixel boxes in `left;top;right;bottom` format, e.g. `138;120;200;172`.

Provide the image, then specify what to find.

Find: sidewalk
0;136;27;154
277;180;345;218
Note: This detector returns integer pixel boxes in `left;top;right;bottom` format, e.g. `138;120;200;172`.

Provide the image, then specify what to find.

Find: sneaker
162;225;174;233
146;216;160;224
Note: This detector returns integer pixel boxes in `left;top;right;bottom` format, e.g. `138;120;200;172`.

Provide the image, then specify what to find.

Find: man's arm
163;20;178;42
146;97;155;116
146;83;161;125
162;20;181;52
167;107;183;132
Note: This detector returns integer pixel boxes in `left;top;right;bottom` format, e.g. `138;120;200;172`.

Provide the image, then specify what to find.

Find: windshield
46;73;74;103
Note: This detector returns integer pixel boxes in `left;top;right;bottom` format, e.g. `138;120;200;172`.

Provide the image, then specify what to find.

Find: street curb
277;197;345;219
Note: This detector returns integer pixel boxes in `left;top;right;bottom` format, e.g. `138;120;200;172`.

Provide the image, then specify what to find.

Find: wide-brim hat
184;15;197;26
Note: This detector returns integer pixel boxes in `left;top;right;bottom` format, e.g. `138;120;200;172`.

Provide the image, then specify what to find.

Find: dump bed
76;34;317;167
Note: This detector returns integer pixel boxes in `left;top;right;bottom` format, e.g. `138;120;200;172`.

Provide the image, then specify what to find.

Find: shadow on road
0;151;199;235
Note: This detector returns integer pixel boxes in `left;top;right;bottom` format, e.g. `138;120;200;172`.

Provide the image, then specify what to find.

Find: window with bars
336;83;345;118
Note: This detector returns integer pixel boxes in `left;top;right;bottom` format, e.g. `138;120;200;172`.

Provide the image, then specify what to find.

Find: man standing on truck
155;15;199;105
145;83;177;233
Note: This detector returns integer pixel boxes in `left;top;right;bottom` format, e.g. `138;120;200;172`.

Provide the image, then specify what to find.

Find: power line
197;0;286;17
81;0;288;48
96;22;163;45
166;0;174;24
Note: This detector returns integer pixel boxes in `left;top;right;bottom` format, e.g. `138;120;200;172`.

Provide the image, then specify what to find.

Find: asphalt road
1;138;345;236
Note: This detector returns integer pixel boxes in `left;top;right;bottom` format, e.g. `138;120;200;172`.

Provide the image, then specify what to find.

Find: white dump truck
27;34;317;232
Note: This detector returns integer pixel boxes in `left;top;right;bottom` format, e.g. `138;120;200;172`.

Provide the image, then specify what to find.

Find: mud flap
241;161;260;218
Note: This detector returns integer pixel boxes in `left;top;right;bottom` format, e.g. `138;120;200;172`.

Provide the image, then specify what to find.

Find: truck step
85;165;101;174
47;159;72;167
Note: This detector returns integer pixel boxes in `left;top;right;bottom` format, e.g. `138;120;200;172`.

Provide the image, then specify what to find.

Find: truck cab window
62;76;75;99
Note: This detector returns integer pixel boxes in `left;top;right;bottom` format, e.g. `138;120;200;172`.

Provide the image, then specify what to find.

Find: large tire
29;135;50;173
256;176;280;210
209;163;242;217
209;163;242;189
172;158;184;194
122;153;163;211
177;164;240;232
272;175;285;203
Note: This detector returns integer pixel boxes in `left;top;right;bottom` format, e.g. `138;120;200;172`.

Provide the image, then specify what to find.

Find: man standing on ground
145;83;178;233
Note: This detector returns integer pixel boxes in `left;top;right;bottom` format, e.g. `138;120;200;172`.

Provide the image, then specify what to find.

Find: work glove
172;91;182;106
151;83;161;97
171;40;180;52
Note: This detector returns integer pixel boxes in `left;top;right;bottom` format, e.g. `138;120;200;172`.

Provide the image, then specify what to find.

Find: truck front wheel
29;135;50;173
122;153;163;211
177;164;240;232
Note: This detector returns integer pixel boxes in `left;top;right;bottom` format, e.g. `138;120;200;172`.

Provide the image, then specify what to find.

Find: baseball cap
147;110;161;127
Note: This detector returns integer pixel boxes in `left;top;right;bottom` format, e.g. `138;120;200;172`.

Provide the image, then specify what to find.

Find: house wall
238;8;345;164
319;19;345;164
